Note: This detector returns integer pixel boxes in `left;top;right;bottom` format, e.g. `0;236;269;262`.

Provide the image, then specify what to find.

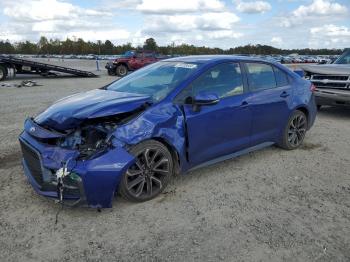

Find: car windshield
107;61;199;102
334;50;350;64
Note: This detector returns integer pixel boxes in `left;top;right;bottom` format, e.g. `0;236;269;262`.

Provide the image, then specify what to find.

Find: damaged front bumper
105;62;116;74
19;119;135;208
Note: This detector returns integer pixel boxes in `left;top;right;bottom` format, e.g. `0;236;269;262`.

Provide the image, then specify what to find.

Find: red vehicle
105;51;164;77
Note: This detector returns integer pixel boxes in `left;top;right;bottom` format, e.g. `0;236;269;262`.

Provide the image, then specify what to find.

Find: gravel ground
0;59;349;262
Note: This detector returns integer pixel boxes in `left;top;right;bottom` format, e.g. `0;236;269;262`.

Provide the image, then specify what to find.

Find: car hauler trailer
0;55;96;81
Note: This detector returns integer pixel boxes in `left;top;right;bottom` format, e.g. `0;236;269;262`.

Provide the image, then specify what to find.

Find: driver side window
192;62;244;98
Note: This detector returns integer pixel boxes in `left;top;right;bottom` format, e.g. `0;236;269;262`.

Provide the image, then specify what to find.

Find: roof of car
164;55;267;64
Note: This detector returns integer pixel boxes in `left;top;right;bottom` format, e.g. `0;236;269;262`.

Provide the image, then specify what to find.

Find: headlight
59;124;114;160
78;137;112;160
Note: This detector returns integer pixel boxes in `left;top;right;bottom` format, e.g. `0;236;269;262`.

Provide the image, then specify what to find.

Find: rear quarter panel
290;76;317;129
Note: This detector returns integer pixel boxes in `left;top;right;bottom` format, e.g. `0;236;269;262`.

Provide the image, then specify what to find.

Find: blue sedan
19;56;317;208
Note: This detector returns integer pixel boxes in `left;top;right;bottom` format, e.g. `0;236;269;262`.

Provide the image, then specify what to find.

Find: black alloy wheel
280;110;308;150
119;140;173;202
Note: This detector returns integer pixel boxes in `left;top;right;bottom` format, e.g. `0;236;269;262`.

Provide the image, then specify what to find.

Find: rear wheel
115;64;128;77
279;110;308;150
0;65;7;81
119;140;174;202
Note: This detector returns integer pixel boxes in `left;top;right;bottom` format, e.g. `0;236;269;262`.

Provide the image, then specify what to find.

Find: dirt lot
0;59;349;262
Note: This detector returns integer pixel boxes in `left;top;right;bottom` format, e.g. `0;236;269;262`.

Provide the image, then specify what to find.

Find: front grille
312;75;349;81
313;82;348;89
311;74;350;90
20;139;82;198
20;139;43;186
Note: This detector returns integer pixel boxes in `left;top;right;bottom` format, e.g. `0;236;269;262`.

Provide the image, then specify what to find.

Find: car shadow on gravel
318;106;350;119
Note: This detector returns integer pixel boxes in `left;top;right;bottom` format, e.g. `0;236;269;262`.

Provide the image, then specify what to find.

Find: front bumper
315;88;350;107
19;123;135;208
105;62;116;74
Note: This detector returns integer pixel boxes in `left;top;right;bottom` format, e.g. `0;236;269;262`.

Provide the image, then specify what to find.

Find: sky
0;0;349;49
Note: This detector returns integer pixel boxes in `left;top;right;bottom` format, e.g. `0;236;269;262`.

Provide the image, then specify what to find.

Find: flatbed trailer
0;55;97;81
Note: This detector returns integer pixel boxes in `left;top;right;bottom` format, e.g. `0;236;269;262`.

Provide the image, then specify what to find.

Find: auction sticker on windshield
174;63;197;69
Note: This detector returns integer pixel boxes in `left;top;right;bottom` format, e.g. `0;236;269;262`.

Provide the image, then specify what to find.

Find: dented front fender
114;102;188;171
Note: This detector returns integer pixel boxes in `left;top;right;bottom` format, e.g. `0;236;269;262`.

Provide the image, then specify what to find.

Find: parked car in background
105;50;165;77
301;48;350;108
281;56;293;64
19;55;316;208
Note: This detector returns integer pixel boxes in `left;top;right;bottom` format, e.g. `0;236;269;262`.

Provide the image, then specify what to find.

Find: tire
0;65;7;81
115;64;128;77
119;140;174;202
317;105;322;110
279;110;308;150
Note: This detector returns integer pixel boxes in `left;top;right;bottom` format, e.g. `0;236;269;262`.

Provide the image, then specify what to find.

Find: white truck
301;49;350;108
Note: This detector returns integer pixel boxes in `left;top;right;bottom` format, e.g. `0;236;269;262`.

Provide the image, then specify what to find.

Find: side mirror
186;92;219;112
194;92;219;106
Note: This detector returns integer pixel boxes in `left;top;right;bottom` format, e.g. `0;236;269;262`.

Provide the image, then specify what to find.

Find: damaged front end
18;86;188;208
19;113;137;208
18;89;157;208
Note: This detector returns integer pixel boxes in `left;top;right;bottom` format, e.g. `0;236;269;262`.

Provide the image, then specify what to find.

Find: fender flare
114;62;131;71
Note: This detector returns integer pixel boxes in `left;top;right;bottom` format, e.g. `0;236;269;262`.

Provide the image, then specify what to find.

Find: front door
180;62;252;166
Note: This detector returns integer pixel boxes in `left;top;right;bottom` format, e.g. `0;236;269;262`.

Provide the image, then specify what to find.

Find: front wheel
115;64;128;77
279;110;308;150
119;140;174;202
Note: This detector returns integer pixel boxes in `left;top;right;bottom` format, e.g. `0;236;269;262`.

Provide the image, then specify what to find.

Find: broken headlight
60;124;114;160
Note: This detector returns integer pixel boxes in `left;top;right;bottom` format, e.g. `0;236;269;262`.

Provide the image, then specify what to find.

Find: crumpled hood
300;64;350;75
34;89;152;131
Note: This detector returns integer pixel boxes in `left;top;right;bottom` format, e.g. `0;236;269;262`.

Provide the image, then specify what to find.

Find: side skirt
188;142;274;172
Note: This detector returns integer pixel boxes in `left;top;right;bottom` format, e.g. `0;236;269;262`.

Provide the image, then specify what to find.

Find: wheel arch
115;62;130;70
152;137;181;175
294;106;309;123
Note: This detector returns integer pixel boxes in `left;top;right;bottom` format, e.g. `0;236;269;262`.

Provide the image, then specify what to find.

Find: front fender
114;62;131;71
114;103;188;171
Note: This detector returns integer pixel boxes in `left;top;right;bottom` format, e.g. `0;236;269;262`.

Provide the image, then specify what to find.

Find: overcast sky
0;0;349;49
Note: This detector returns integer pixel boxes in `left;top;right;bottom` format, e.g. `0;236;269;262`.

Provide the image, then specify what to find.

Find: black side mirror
194;93;220;106
185;92;219;112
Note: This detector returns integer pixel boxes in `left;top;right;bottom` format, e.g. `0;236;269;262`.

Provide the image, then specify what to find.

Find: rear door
244;62;293;145
178;62;252;166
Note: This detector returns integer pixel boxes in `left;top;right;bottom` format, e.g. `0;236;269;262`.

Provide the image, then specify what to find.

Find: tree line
0;36;343;56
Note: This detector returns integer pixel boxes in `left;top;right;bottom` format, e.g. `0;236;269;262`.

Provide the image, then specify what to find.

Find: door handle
280;91;290;98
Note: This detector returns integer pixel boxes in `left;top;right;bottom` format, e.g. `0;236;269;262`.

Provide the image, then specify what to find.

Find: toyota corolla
19;56;317;208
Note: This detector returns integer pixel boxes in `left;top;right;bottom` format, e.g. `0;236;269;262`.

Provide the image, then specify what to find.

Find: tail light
310;83;316;92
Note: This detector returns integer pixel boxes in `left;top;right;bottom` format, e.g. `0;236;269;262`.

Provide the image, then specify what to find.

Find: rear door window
245;63;276;91
274;67;289;87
